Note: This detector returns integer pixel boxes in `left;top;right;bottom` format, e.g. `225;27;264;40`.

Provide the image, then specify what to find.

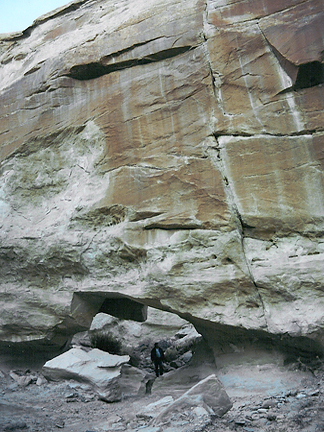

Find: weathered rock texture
0;0;323;355
152;374;232;423
42;347;130;386
42;348;147;401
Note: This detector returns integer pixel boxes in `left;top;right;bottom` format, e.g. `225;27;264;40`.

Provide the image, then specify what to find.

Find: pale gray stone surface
42;347;129;388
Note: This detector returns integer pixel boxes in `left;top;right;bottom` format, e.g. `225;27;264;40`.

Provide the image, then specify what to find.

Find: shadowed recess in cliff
186;314;324;358
66;46;193;80
267;41;324;91
71;292;148;328
294;61;324;90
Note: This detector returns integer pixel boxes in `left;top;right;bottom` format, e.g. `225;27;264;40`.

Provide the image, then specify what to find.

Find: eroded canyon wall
0;0;323;355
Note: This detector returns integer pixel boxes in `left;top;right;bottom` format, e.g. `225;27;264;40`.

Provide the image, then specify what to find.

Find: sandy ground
1;354;323;432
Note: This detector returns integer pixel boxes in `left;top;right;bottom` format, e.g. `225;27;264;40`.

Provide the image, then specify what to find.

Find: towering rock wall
0;0;323;355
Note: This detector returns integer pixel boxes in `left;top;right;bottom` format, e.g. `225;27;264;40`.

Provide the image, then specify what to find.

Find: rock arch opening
70;291;203;371
87;307;203;371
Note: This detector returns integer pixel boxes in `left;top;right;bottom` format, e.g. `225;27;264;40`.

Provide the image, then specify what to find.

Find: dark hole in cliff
71;291;147;329
294;61;324;90
66;46;192;80
68;62;116;80
99;297;147;321
269;43;324;91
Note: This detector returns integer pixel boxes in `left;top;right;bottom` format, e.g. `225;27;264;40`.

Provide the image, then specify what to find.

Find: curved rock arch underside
0;0;323;358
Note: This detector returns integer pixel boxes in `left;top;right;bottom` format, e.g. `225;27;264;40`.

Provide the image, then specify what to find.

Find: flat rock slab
42;347;130;389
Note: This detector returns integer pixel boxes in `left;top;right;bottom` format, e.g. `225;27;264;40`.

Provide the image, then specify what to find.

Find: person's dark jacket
151;346;165;363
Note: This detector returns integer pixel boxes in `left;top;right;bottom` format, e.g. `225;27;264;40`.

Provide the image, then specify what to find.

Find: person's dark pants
154;360;163;377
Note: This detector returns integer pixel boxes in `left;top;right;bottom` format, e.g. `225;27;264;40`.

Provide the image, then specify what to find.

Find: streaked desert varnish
0;0;323;355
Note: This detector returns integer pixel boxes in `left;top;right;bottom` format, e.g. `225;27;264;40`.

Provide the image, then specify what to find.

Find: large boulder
42;347;130;387
0;0;323;359
42;347;148;401
153;374;232;425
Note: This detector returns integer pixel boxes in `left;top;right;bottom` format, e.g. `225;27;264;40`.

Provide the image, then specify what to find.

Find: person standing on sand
151;342;165;377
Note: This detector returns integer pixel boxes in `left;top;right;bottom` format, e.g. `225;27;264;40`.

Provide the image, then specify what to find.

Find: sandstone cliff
0;0;323;357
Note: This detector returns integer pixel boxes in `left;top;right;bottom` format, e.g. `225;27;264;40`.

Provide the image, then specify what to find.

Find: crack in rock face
0;0;324;361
